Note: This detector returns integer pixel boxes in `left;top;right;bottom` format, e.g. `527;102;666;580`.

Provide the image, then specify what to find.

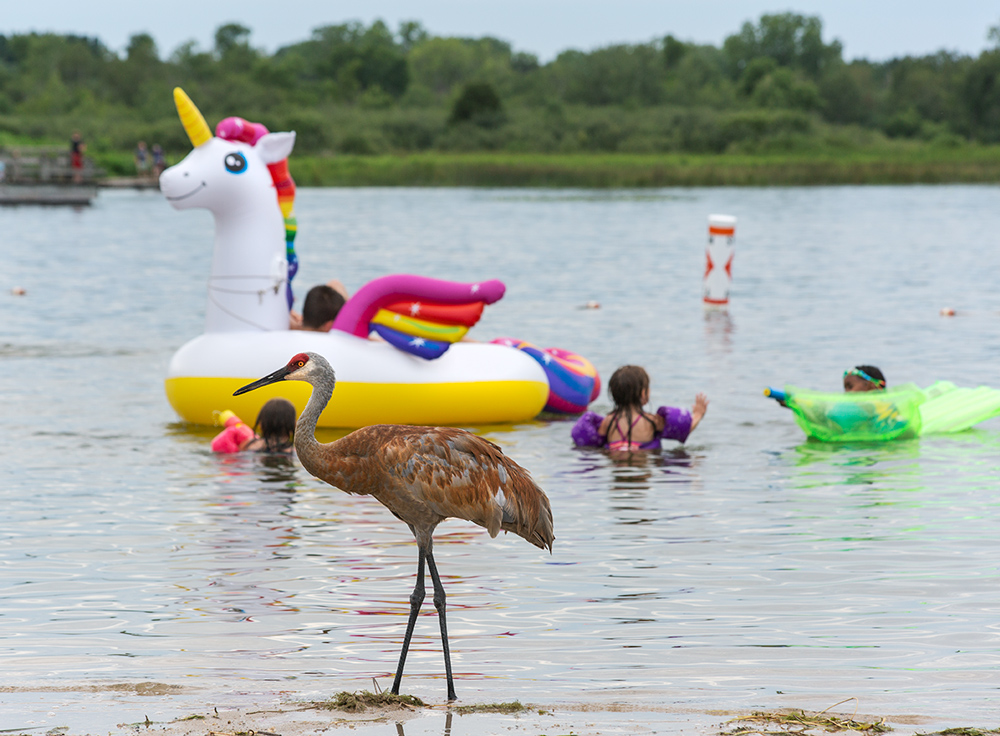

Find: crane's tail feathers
499;477;555;552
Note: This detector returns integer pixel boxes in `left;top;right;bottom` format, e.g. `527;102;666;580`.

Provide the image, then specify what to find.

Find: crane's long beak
233;365;291;396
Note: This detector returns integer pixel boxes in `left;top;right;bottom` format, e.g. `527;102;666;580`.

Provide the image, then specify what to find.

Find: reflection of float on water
160;88;598;427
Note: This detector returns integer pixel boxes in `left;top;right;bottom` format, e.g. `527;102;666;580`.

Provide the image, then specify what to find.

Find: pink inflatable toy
333;275;506;338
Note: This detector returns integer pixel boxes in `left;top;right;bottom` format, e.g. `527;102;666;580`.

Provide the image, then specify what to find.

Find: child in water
211;398;297;454
843;365;885;392
773;364;886;407
572;365;708;452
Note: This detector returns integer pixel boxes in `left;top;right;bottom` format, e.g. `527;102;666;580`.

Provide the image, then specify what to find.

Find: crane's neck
294;371;336;476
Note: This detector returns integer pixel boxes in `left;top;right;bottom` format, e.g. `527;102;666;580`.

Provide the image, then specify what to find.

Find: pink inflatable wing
333;275;506;339
211;417;255;453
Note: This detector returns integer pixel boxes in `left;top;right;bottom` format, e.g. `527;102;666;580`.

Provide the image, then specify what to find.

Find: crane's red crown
288;353;310;370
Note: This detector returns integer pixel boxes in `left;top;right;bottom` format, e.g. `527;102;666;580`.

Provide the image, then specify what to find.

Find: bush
882;109;923;139
449;82;505;127
338;133;375;155
280;111;331;152
382;118;439;151
579;120;624;151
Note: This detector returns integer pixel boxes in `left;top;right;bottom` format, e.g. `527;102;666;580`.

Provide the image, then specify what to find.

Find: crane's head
233;352;333;395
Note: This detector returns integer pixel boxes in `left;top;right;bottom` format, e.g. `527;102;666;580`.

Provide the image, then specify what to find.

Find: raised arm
690;393;709;432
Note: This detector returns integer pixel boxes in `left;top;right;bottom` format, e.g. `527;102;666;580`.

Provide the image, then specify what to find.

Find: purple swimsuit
571;406;693;449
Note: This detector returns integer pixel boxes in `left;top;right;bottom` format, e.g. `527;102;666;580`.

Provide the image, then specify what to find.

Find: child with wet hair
211;397;297;454
290;280;349;331
843;365;886;392
572;365;708;453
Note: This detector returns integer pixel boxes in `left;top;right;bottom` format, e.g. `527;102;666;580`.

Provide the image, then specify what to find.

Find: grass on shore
88;143;1000;188
286;149;1000;188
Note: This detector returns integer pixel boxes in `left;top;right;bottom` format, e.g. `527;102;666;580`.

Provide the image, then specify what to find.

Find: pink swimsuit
607;414;653;452
571;406;694;450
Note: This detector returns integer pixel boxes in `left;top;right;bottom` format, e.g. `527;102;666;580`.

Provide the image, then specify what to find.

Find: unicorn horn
173;87;212;148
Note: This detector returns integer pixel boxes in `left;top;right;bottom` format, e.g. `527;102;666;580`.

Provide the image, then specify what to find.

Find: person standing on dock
134;141;150;179
70;131;85;184
151;144;166;178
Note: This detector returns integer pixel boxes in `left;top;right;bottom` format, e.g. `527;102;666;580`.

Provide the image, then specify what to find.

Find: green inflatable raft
767;381;1000;442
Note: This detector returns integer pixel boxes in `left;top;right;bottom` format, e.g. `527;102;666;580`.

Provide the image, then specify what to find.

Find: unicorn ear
257;132;296;164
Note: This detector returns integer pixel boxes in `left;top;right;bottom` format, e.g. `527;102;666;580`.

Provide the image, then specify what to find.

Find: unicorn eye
224;152;247;174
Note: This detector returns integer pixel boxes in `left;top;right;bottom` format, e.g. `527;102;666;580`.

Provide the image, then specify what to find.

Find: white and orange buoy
703;214;736;309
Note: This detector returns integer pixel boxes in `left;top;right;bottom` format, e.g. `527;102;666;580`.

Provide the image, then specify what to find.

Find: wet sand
2;684;975;736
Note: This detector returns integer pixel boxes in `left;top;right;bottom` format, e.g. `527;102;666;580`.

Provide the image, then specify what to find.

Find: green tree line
2;13;1000;159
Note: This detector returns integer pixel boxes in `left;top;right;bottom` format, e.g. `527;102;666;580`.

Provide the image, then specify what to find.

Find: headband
843;368;885;388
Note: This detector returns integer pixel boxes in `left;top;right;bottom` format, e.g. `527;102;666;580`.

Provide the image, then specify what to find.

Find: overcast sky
2;0;998;62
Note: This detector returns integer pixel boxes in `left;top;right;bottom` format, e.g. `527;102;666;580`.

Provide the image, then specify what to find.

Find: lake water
3;185;1000;732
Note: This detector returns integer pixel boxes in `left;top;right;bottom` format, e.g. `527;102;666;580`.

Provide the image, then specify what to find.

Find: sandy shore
2;684;975;736
142;703;950;736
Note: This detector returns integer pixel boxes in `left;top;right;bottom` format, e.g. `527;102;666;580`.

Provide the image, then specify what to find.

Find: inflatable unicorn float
160;88;598;428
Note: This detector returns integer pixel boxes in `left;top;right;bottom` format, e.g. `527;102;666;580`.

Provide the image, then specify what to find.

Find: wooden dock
0;183;98;205
0;145;102;205
100;176;160;190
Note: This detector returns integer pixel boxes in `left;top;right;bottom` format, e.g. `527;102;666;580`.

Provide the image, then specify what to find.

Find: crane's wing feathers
332;425;553;551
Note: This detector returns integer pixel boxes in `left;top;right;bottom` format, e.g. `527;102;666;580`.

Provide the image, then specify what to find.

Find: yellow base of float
167;376;549;427
166;330;549;428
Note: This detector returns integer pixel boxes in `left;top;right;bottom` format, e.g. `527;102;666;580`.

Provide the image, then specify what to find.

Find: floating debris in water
723;698;890;735
315;690;424;712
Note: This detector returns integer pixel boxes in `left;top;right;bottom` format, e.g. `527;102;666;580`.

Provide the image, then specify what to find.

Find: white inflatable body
161;89;548;428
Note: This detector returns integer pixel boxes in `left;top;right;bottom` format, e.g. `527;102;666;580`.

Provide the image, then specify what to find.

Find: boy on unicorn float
290;280;351;332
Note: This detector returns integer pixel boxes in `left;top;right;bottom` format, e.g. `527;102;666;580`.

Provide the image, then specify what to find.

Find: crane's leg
425;548;457;701
390;547;425;695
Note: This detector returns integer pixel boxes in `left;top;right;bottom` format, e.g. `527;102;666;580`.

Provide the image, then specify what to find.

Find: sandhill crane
234;352;554;701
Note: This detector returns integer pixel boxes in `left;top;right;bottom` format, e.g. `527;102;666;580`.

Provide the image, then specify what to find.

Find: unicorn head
160;88;297;334
160;88;295;213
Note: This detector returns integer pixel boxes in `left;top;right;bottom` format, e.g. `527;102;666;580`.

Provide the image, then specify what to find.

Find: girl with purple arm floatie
571;365;708;454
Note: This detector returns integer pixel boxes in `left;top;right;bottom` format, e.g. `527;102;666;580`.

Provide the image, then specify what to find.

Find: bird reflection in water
391;710;453;736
